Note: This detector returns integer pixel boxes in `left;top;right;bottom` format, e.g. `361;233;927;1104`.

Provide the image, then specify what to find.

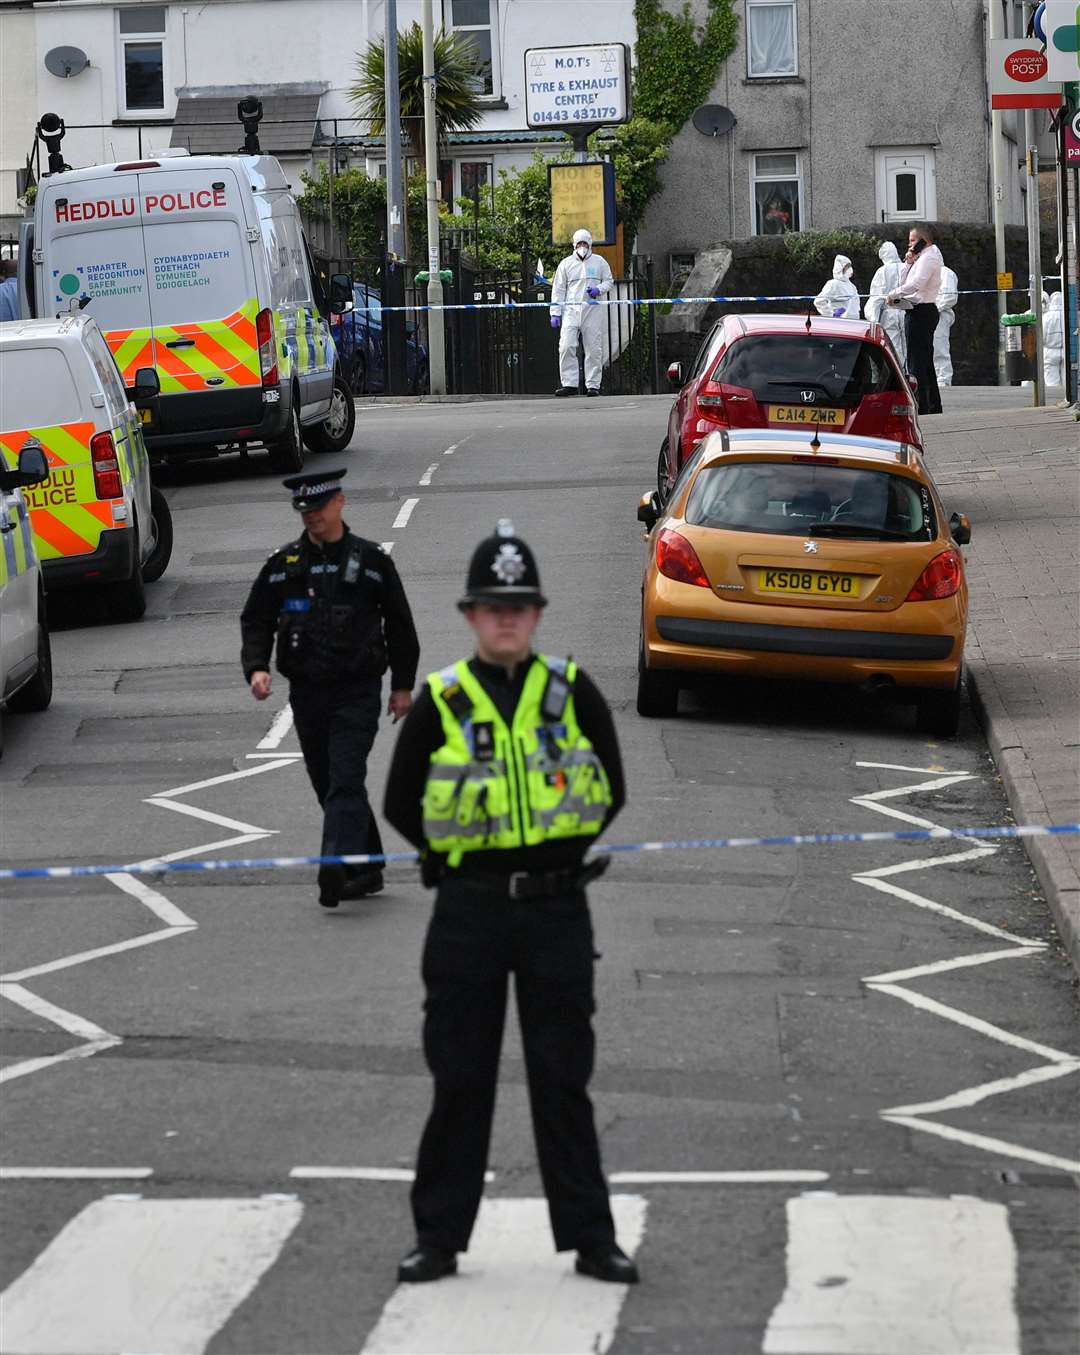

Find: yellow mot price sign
549;161;617;247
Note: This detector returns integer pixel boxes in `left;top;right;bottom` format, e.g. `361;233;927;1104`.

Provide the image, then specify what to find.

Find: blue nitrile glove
551;315;561;328
833;307;846;317
587;285;601;299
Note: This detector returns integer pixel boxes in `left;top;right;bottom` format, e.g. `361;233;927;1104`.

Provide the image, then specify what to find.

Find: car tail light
906;549;962;601
656;529;710;588
90;431;122;499
256;307;278;387
114;161;161;171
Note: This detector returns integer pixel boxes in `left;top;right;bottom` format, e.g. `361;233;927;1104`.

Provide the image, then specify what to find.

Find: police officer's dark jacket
240;526;419;689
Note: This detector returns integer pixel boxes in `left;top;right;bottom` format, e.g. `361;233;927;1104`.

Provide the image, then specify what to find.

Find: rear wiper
808;522;911;541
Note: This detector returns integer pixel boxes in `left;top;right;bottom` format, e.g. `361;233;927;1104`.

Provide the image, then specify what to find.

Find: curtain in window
749;3;796;76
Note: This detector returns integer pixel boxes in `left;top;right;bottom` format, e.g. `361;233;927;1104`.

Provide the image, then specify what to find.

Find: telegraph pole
1024;4;1045;404
421;0;446;394
384;0;405;260
989;0;1009;383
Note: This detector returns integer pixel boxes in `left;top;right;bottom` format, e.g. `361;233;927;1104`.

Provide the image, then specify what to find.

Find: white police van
19;106;355;473
0;442;51;758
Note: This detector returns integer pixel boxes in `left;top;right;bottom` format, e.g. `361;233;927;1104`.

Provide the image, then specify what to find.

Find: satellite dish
691;104;736;137
44;46;89;78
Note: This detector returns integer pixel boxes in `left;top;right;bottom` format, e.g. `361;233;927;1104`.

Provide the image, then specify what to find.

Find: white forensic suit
1043;290;1066;388
550;228;615;393
934;266;959;386
814;254;860;319
864;241;908;368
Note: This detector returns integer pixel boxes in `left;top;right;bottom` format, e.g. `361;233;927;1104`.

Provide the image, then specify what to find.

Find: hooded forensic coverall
550;229;615;391
864;242;908;369
933;266;959;387
814;255;860;319
1043;291;1066;388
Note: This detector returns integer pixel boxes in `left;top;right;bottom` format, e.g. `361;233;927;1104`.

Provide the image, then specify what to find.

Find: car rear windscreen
685;462;934;540
712;336;901;404
0;347;82;429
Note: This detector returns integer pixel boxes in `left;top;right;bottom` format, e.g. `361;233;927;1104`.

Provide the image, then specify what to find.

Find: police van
0;439;52;757
0;314;170;621
19;107;355;473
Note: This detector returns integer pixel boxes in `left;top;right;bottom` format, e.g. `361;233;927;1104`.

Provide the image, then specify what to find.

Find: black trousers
906;303;943;415
411;875;616;1254
289;678;384;869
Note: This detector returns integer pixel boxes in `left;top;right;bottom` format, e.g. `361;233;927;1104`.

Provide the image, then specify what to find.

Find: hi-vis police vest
422;655;613;868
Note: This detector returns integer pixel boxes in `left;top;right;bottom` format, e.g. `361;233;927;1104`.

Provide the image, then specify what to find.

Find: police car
0;440;51;757
0;314;171;621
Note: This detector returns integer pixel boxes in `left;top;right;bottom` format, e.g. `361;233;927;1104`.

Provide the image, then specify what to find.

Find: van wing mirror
666;361;683;388
637;490;662;530
0;443;50;492
949;511;972;546
329;273;354;310
132;367;161;403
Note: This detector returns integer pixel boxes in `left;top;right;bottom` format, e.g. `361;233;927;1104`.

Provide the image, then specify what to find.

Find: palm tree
350;22;486;162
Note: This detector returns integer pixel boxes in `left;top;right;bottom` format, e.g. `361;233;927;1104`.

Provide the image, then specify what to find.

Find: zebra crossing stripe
0;1196;302;1355
360;1196;647;1355
763;1194;1020;1354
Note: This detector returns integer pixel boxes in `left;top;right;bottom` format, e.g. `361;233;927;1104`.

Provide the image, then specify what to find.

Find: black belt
452;855;610;901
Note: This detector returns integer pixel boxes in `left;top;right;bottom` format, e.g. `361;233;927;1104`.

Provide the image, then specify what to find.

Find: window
117;5;167;116
747;0;797;78
713;335;902;404
460;160;492;207
875;148;937;223
0;349;81;429
438;160;494;212
751;152;803;235
446;0;499;97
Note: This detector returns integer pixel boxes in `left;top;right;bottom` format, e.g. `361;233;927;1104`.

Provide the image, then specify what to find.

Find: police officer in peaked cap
383;520;638;1285
241;468;420;907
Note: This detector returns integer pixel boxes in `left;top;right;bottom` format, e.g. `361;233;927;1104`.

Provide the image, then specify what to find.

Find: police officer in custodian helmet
241;469;419;906
383;521;639;1285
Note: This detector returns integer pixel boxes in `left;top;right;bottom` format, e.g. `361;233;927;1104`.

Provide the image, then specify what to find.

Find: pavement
0;395;1077;1353
925;388;1080;973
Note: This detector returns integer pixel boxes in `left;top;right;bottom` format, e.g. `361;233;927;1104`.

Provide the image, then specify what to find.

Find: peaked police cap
283;468;347;511
458;519;548;609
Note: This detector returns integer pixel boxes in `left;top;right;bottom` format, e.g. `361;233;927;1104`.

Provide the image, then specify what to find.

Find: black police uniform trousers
289;677;384;869
411;874;616;1255
906;303;943;415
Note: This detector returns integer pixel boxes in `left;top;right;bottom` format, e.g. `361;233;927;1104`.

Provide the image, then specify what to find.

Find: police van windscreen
0;348;82;431
145;219;253;324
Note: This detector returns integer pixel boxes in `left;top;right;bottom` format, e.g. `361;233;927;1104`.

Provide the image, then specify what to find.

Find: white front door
876;148;937;223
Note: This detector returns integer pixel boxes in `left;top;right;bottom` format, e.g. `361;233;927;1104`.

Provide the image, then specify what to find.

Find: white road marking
0;1196;302;1355
151;758;298;800
360;1195;646;1355
134;831;272;868
290;1166;494;1182
392;498;418;529
103;871;196;928
609;1170;829;1184
851;765;1080;1175
256;704;294;750
246;751;304;759
0;1039;121;1086
418;463;439;485
0;983;114;1043
763;1194;1020;1354
855;760;960;775
0;1168;153;1180
443;443;457;454
144;797;273;836
1;926;194;984
381;541;395;554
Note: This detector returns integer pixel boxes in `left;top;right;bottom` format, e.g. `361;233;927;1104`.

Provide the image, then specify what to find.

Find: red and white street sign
989;39;1063;109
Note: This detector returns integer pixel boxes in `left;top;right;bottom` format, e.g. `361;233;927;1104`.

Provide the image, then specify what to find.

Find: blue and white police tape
347;288;1016;315
1;822;1077;882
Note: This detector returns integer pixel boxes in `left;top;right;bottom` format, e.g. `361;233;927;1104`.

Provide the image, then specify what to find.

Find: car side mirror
0;442;50;492
949;511;972;546
637;490;662;531
330;273;354;310
132;367;161;403
666;361;683;389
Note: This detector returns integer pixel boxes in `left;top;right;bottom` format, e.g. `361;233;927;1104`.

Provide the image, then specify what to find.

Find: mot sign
990;39;1062;108
524;44;630;129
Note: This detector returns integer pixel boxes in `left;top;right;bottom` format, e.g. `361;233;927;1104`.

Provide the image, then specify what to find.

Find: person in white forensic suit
550;228;614;396
1043;290;1066;389
814;255;860;319
933;265;959;386
864;241;908;369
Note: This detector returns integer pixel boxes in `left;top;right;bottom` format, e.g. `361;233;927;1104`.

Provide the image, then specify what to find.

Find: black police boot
555;385;576;397
575;1244;639;1284
318;865;345;909
397;1245;457;1283
586;388;601;397
339;868;385;900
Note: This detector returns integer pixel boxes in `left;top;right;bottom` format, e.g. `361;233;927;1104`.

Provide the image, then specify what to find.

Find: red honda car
658;314;923;501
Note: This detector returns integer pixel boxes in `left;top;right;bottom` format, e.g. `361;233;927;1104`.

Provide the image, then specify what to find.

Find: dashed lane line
256;703;293;750
418;464;439;486
392;498;418;530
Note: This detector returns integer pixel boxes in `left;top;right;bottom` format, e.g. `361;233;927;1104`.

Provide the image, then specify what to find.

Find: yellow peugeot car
636;429;971;736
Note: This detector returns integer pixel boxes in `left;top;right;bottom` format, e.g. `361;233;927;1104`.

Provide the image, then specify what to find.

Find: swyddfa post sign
524;45;631;128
